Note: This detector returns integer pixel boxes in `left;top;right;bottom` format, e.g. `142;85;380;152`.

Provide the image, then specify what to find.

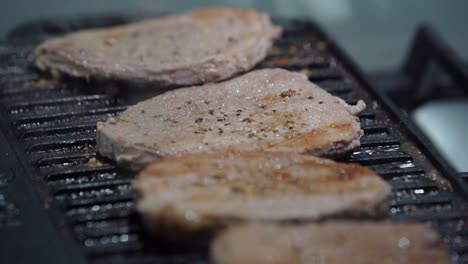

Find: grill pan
0;13;468;264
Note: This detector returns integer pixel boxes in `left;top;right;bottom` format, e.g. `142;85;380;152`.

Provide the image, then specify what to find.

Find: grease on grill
23;78;57;88
260;54;328;69
84;157;106;167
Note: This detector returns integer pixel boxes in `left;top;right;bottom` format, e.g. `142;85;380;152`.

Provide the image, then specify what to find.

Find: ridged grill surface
1;17;467;263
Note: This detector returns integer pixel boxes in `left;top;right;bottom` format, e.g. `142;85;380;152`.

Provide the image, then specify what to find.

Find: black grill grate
1;16;468;264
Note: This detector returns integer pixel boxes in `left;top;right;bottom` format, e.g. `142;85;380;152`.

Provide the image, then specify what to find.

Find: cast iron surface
0;13;468;264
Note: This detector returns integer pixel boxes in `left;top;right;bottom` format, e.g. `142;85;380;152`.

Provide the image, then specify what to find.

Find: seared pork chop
34;7;281;86
212;222;449;264
134;151;391;235
97;69;366;170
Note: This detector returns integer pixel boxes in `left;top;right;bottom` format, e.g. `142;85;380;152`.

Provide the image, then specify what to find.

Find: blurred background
2;0;468;72
1;0;467;171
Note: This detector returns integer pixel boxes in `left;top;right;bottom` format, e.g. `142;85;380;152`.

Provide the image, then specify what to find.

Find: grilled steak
33;7;281;86
212;222;449;264
134;150;391;236
97;69;366;170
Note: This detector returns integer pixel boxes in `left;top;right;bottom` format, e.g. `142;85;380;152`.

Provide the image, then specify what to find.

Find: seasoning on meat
97;69;366;170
